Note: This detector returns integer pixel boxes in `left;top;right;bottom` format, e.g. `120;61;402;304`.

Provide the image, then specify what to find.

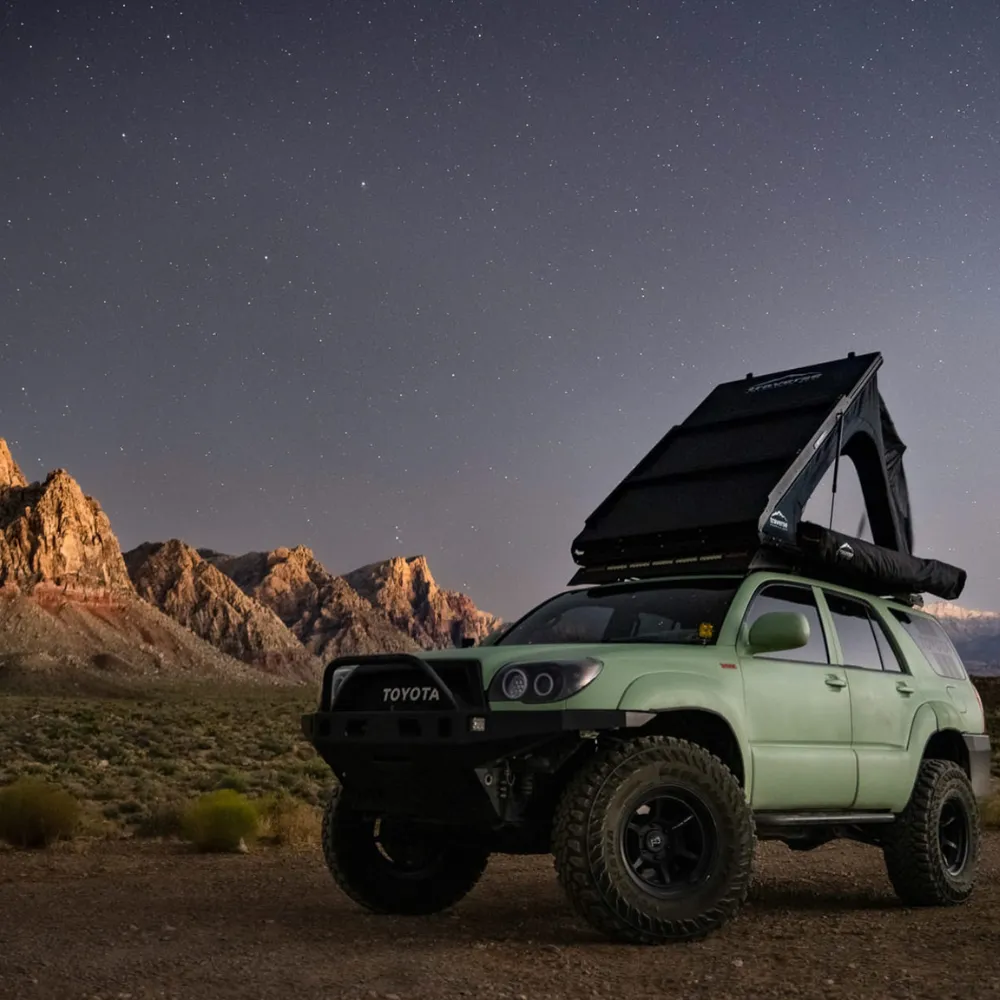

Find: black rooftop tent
568;351;966;601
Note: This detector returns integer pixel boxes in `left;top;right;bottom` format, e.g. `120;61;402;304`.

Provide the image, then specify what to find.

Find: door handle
825;674;847;689
896;681;915;695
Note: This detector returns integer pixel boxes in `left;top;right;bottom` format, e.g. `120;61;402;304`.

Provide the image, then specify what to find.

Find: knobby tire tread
882;758;980;907
321;784;490;915
551;735;755;945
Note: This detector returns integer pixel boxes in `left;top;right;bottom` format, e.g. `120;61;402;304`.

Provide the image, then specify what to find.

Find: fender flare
617;672;753;798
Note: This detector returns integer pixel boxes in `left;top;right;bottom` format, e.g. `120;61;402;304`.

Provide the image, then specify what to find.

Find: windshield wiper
602;634;699;644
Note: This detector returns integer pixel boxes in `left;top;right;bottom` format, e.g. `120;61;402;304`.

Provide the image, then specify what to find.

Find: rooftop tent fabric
796;522;966;602
568;351;966;600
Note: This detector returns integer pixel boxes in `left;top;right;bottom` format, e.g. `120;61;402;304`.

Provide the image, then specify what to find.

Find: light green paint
427;569;987;814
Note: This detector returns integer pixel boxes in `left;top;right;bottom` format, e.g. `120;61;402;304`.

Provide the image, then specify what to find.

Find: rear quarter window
889;609;968;680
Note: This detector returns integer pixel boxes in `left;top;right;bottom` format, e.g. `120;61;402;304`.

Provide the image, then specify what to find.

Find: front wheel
882;758;980;906
552;736;755;944
321;784;490;915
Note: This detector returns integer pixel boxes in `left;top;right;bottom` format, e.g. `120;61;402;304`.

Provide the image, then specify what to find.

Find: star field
2;1;1000;619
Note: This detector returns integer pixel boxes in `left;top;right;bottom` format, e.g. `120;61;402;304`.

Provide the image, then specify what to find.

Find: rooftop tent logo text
746;371;822;393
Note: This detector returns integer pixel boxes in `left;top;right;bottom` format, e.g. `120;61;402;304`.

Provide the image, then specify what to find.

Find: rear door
819;589;917;810
737;581;857;810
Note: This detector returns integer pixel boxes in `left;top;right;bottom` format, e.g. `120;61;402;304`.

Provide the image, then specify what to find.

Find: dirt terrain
2;834;999;1000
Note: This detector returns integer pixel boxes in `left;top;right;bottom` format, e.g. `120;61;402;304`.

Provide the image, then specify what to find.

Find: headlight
328;665;357;707
488;657;603;704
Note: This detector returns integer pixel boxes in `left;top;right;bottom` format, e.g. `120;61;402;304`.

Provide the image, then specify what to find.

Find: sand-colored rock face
0;437;502;685
0;439;28;490
0;453;134;595
202;546;420;659
0;439;273;687
344;555;502;649
124;539;320;680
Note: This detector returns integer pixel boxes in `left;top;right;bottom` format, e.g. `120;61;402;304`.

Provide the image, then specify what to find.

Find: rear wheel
552;736;755;944
321;784;490;914
882;758;980;906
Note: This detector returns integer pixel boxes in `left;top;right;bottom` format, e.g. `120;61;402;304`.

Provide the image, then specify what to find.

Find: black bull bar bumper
300;654;652;822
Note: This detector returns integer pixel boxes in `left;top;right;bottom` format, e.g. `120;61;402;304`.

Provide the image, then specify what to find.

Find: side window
825;592;901;672
890;610;967;680
870;613;905;674
744;584;829;663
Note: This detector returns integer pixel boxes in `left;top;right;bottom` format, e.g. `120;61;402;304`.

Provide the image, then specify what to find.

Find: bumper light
469;716;487;732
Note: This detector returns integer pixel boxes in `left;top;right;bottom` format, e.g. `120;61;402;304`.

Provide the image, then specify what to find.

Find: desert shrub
135;801;186;839
181;789;258;852
980;794;1000;828
254;792;321;847
214;771;250;793
0;777;82;848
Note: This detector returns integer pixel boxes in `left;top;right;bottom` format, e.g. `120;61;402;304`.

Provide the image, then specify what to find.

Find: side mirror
746;611;810;656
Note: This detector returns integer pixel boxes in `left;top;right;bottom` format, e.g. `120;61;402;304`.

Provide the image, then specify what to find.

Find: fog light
469;716;486;732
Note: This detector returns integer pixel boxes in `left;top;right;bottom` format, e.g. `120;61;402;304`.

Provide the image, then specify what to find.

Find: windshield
496;579;740;646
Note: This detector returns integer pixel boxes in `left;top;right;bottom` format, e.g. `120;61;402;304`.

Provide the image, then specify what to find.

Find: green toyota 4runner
301;352;991;943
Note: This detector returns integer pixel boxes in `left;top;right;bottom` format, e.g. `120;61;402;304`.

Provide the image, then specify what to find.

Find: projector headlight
488;657;603;704
328;665;357;708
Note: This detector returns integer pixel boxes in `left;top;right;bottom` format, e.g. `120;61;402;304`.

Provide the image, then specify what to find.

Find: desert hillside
0;440;271;689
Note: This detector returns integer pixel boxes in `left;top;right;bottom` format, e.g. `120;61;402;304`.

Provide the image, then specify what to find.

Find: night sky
2;1;999;621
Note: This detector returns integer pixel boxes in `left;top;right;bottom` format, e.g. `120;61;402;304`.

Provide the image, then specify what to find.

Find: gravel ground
2;833;999;1000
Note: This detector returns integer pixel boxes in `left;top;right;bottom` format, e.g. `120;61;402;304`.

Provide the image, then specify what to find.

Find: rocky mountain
200;545;421;659
0;439;273;690
0;439;28;490
1;449;133;595
1;440;502;686
344;555;502;649
926;601;1000;675
124;539;320;681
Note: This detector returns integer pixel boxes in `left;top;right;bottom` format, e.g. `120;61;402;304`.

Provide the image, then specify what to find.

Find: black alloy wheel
937;796;971;876
619;787;719;897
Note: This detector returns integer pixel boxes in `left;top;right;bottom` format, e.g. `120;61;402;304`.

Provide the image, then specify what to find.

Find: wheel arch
922;728;971;777
633;708;748;791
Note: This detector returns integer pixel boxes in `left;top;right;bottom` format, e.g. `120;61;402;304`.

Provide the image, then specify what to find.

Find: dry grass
980;795;1000;829
0;777;82;848
181;789;260;852
0;680;328;839
254;792;322;847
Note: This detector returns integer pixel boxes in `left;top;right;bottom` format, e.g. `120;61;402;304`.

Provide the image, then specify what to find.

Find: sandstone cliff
201;546;420;659
0;453;134;595
0;439;28;490
343;555;502;649
0;439;274;689
125;539;320;681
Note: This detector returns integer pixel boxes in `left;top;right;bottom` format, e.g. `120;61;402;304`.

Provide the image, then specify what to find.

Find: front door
738;581;857;810
820;589;918;810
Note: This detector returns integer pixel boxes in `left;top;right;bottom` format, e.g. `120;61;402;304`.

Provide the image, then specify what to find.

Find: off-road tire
551;736;755;944
321;784;490;915
882;758;980;906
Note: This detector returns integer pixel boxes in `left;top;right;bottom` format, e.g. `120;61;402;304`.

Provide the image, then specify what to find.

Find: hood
424;641;730;692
